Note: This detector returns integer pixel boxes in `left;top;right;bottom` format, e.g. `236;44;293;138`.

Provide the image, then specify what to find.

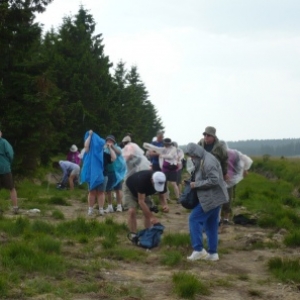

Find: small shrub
284;230;300;247
268;257;300;283
160;250;182;266
51;210;65;220
173;272;210;299
48;196;70;206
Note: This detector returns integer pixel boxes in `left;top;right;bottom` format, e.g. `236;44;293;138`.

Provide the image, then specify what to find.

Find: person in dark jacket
0;130;19;214
185;143;228;261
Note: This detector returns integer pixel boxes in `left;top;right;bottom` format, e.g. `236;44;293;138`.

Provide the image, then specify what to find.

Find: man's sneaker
116;205;123;212
99;208;105;216
205;253;219;261
187;249;208;261
104;206;114;213
13;207;19;215
88;209;94;216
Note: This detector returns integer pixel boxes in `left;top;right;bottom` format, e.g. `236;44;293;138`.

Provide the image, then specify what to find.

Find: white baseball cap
152;172;166;192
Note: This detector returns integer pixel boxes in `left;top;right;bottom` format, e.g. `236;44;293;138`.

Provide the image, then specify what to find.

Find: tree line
227;139;300;157
0;0;163;174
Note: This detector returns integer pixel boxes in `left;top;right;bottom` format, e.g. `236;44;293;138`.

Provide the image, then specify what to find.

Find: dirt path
20;197;300;300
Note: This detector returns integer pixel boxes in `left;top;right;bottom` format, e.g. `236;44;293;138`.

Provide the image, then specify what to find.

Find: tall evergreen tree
0;0;57;172
43;6;114;147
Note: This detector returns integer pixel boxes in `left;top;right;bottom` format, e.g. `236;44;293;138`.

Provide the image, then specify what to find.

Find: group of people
0;125;252;262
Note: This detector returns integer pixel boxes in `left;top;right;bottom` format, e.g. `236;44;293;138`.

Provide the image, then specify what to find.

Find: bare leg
116;190;123;205
128;208;137;233
10;188;18;207
171;181;180;198
68;175;75;190
97;191;105;208
106;191;112;205
88;191;96;207
144;215;151;229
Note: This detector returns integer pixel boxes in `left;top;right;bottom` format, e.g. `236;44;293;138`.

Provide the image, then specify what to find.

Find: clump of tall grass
172;272;210;299
268;257;300;283
160;250;182;266
284;230;300;247
48;196;70;206
0;241;65;275
162;233;190;248
51;209;65;220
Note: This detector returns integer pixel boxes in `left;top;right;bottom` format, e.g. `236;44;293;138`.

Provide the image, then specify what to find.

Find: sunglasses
203;133;212;137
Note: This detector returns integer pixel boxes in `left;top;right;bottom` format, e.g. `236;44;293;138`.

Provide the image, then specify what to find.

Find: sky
35;0;300;145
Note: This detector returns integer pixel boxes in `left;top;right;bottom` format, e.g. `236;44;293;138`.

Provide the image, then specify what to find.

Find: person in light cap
125;170;169;234
66;144;81;165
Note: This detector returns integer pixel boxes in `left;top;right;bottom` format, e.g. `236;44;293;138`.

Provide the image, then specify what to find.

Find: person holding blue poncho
81;130;116;216
104;135;126;213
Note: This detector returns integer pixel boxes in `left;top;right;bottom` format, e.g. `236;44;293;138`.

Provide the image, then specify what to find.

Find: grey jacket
186;143;228;212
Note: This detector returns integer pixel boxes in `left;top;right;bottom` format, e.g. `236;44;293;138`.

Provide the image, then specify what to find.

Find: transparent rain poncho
122;142;151;179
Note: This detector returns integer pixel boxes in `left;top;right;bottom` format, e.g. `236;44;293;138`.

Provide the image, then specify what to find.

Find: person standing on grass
148;130;164;171
185;143;228;262
125;170;169;235
0;130;19;214
160;138;180;201
172;141;185;196
81;130;115;216
66;145;81;165
198;126;228;180
104;135;126;213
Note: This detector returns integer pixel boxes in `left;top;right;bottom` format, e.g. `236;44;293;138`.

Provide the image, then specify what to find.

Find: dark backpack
128;223;165;249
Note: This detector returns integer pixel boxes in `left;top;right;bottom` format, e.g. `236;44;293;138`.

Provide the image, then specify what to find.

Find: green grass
283;230;300;247
268;257;300;283
162;232;190;248
48;196;70;206
160;250;182;266
172;271;210;299
51;209;65;219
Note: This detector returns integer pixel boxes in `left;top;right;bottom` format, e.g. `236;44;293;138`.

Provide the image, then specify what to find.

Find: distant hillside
228;138;300;157
180;139;300;157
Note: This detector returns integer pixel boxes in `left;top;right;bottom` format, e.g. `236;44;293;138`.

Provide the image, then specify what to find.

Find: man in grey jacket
185;143;228;261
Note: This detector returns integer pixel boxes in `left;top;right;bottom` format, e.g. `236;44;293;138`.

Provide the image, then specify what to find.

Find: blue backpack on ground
128;223;165;249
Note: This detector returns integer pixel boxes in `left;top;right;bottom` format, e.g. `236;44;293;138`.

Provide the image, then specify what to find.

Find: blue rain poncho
80;131;105;190
104;145;127;189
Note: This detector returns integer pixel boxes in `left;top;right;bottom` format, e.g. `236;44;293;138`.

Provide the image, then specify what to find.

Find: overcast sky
35;0;300;144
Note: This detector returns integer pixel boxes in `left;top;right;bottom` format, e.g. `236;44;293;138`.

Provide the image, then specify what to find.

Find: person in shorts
84;130;115;216
0;130;19;214
104;135;124;213
124;170;169;234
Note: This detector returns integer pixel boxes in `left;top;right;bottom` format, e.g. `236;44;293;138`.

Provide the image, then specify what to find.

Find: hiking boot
104;206;114;213
99;208;105;216
13;207;19;215
187;249;208;261
205;253;219;261
116;205;123;212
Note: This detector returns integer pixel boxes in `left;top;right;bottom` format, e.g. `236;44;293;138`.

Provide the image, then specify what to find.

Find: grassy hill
0;158;299;299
